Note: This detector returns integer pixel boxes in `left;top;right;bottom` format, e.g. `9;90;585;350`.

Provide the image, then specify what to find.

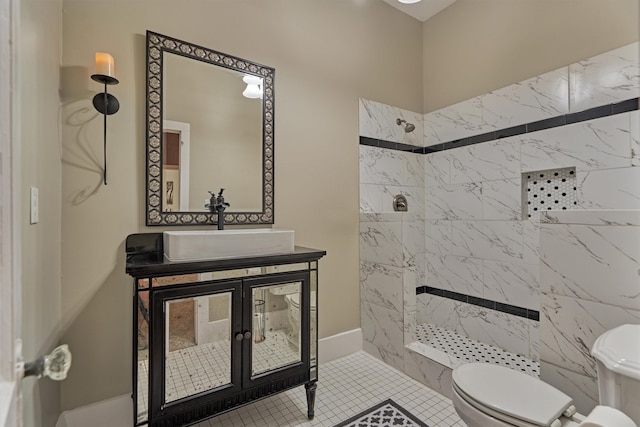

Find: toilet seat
285;291;316;309
452;363;576;427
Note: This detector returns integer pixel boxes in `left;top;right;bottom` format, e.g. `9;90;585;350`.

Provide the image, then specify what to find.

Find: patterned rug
334;399;429;427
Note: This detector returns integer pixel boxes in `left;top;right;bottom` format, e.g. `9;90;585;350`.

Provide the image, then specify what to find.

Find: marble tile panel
425;220;452;255
405;151;425;188
522;219;541;264
540;223;640;310
521;113;632;173
359;145;404;185
360;221;403;267
569;42;640;112
482;67;569;130
425;183;483;220
540;293;640;379
362;340;404;372
483;260;540;311
361;301;404;371
529;321;540;362
359;98;424;146
404;344;454;399
450;137;522;184
359;183;384;213
631;110;639;166
456;302;534;358
424;96;484;145
577;167;640;210
424;151;450;186
403;268;417;345
360;260;403;313
416;293;459;332
426;255;484;298
482;178;522;220
451;220;524;262
403;219;425;265
540;361;598;416
416;293;429;326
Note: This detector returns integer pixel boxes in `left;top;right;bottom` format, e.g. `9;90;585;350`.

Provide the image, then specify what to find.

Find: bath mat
333;399;429;427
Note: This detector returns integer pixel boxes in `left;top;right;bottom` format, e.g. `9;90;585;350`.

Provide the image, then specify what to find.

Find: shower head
396;118;415;133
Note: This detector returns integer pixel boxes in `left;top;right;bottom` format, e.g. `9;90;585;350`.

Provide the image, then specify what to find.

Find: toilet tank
591;324;640;425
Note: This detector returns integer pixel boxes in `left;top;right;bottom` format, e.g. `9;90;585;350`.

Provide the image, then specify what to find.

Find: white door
0;0;23;425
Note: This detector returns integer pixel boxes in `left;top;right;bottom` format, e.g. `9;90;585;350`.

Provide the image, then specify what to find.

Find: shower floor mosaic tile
416;323;540;377
198;351;464;427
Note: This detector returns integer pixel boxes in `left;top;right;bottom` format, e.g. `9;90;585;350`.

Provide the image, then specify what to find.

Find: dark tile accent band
359;136;424;153
416;286;540;321
360;97;639;154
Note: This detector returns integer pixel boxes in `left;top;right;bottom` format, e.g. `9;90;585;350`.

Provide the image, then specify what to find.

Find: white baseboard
55;394;132;427
56;329;362;427
318;328;362;363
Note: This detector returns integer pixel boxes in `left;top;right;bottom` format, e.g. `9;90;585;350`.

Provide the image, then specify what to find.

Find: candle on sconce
95;52;115;78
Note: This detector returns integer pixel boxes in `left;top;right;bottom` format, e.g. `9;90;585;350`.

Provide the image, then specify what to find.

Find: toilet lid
288;291;316;309
452;363;574;427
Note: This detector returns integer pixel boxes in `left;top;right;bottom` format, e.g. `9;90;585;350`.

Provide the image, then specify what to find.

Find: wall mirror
145;31;275;226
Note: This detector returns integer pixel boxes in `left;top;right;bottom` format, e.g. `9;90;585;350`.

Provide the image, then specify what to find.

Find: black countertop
125;233;326;277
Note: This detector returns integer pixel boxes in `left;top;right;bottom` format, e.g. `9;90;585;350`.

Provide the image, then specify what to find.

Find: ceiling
381;0;456;22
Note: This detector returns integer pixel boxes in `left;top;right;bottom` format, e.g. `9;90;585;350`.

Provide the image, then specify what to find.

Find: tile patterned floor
197;351;465;427
416;323;540;377
138;330;301;421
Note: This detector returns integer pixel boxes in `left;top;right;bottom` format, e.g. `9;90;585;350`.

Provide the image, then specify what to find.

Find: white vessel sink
163;229;295;262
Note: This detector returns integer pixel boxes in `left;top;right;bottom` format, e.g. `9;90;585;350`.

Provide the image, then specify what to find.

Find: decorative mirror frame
145;31;275;226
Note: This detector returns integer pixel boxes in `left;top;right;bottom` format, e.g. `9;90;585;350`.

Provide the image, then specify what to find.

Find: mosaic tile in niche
523;167;577;219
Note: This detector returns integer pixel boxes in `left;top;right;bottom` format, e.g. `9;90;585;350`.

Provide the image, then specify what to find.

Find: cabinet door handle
235;333;244;341
243;331;252;340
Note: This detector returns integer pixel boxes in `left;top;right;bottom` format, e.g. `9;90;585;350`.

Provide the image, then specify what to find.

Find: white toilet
451;324;640;427
284;291;316;351
268;285;316;351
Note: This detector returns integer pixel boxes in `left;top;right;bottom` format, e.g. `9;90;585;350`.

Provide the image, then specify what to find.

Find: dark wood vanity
126;233;325;426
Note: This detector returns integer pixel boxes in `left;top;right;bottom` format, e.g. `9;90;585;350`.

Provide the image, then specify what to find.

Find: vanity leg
305;380;317;420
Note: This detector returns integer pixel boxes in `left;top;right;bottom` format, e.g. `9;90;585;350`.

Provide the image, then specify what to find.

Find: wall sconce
91;52;120;185
242;75;263;99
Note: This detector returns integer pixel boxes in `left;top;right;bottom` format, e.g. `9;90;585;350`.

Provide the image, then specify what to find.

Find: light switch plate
30;186;39;224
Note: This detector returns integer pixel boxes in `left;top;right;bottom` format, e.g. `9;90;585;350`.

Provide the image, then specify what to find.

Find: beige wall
59;0;422;411
20;0;63;425
423;0;640;112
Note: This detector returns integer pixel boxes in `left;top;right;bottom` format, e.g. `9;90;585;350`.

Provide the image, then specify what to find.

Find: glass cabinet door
251;282;302;375
151;280;242;419
244;272;310;386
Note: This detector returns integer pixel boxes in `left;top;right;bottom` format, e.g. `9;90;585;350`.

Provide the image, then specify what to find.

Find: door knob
23;344;72;380
243;331;252;340
235;333;244;341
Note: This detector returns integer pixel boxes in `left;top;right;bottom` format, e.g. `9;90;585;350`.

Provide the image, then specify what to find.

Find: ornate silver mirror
145;31;275;226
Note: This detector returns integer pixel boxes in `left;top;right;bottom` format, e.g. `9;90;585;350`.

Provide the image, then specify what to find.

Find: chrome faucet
208;189;230;230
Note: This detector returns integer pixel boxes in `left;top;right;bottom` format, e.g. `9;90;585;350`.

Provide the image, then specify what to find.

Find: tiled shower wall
419;42;639;365
359;100;425;370
359;42;640;397
539;210;640;413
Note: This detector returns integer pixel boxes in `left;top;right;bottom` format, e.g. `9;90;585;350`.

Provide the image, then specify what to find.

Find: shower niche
126;233;325;426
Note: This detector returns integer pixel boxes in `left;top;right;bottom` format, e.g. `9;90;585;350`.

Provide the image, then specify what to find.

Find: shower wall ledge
540;209;640;225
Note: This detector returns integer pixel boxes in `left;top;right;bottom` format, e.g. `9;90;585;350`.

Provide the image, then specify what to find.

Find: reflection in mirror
252;283;302;377
163;53;263;212
146;31;275;226
164;294;232;403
